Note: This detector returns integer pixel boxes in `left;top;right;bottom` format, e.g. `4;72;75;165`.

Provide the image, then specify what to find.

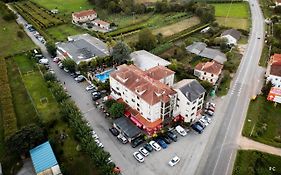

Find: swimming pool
95;69;115;82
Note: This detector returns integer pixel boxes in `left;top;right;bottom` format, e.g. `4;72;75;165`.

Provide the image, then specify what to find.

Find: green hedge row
0;57;18;139
107;23;145;37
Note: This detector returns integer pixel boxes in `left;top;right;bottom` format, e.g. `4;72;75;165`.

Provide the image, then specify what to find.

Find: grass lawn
233;150;281;175
216;17;249;30
212;2;249;18
217;71;231;96
46;24;86;42
259;44;270;67
0;17;35;57
242;95;281;148
152;16;200;37
5;58;38;127
31;0;94;15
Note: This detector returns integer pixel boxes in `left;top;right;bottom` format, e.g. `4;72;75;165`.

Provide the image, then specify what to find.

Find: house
93;19;110;30
72;9;97;23
56;33;110;64
30;141;62;175
173;79;206;123
110;64;177;134
221;29;241;45
194;61;223;85
113;117;142;141
267;87;281;103
186;42;227;64
130;50;171;70
275;0;281;6
266;54;281;87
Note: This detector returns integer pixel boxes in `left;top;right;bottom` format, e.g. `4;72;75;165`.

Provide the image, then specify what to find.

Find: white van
39;58;49;65
175;125;187;136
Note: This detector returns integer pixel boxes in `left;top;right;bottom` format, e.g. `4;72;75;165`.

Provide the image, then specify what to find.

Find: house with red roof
93;19;111;30
72;9;97;23
194;61;223;85
266;54;281;88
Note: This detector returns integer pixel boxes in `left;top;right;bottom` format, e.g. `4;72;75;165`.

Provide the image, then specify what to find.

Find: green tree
78;61;89;73
6;124;46;154
261;81;273;96
112;41;131;64
62;58;77;73
109;103;125;118
44;72;56;82
105;99;116;108
194;3;215;23
46;42;57;57
137;28;157;51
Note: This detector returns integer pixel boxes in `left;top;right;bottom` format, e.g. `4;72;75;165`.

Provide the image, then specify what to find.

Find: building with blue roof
30;141;62;175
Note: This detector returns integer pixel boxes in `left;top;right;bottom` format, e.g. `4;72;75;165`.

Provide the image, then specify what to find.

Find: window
187;102;190;105
122;92;125;95
137;108;140;111
177;98;180;101
147;118;151;121
192;106;195;110
137;96;140;100
204;72;206;75
116;87;119;90
176;104;179;107
137;103;140;107
191;112;195;116
192;100;197;104
125;100;128;103
132;99;135;102
211;74;214;77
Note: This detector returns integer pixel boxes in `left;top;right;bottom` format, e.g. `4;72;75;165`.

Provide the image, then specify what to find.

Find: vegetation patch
233;150;281;175
212;2;249;18
216;17;249;30
242;95;281;148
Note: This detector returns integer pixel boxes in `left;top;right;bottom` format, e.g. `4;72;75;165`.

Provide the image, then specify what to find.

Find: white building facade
72;10;97;23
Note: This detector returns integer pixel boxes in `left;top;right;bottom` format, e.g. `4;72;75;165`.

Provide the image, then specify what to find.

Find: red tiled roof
271;54;281;64
73;9;96;18
94;19;110;26
195;61;223;75
145;65;175;80
270;54;281;77
276;0;281;3
111;64;176;105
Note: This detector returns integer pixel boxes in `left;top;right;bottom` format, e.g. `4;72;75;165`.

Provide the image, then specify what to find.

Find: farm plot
216;17;249;30
152;16;200;37
14;1;65;29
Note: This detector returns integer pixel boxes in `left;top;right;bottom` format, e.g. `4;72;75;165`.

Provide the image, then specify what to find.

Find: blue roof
30;141;58;173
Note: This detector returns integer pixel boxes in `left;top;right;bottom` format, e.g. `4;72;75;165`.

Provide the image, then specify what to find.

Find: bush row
0;2;17;21
0;57;18;139
44;75;116;175
107;23;145;37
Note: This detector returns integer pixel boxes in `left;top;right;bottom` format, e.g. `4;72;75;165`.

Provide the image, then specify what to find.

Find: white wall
159;74;175;87
194;69;219;85
72;14;97;23
267;74;281;87
221;35;237;45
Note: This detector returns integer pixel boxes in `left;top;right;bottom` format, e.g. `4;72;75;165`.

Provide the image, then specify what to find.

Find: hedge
0;57;17;139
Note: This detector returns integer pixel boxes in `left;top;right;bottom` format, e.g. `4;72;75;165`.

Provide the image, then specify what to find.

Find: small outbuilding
113;117;142;141
221;29;241;45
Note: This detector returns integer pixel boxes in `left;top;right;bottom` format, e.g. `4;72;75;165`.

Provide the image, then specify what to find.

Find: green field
0;17;35;57
233;150;281;175
242;96;281;148
31;0;94;15
46;24;86;41
212;3;249;18
216;17;249;30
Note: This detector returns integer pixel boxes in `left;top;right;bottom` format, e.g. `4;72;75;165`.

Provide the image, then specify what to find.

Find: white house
194;61;223;85
110;64;177;134
72;9;97;23
266;54;281;88
275;0;281;6
93;19;110;30
173;79;206;123
221;29;241;45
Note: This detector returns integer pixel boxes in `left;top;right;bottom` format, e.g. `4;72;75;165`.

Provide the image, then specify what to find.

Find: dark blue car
192;123;204;134
156;139;168;149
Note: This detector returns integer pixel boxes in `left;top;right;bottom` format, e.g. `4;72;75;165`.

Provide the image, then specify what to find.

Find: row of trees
0;2;17;21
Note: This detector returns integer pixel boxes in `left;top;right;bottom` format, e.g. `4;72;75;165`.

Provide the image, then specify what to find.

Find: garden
233;150;281;175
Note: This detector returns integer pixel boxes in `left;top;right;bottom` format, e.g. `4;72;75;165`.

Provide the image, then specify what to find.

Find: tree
6;124;46;154
17;30;24;39
46;42;57;57
112;41;131;64
108;103;125;118
193;3;215;23
62;58;77;73
78;61;89;73
105;99;116;108
44;72;56;82
261;81;273;96
137;28;157;51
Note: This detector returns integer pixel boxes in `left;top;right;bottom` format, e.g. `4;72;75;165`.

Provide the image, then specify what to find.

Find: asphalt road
195;0;265;175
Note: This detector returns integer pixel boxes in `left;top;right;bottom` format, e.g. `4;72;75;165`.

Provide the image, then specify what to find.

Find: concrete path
16;159;36;175
238;136;281;156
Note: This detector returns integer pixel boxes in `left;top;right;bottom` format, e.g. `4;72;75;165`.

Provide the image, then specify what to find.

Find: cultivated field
152;16;200;37
212;2;249;18
216;17;249;30
31;0;94;14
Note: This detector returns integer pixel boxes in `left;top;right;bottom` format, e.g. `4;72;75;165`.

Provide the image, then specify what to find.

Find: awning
130;116;143;128
124;111;131;118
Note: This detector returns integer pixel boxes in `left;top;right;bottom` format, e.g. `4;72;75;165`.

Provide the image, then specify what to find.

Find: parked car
53;57;60;63
196;121;205;129
149;140;161;151
117;134;128;144
206;102;216;108
94;139;104;148
143;143;154;152
109;127;119;136
202;115;211;124
74;75;85;83
58;62;63;69
133;152;144;163
205;110;214;117
168;156;180;167
175;125;187;136
156;139;168;149
63;68;69;73
86;84;96;91
131;137;144;148
160;136;172;144
139;147;149;157
199;118;209;127
166;131;177;142
192;123;204;134
39;58;49;65
92;91;101;101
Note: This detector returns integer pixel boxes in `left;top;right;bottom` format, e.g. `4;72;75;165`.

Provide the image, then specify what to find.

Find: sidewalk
238;136;281;156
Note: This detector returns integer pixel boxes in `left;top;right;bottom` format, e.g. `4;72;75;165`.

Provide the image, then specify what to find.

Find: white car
149;140;161;151
58;62;63;69
175;125;187;136
168;156;180;167
199;118;209;126
133;152;144;163
117;134;128;144
203;116;211;124
63;68;69;73
206;102;216;108
139;147;149;157
39;58;49;65
86;84;96;91
91;131;99;139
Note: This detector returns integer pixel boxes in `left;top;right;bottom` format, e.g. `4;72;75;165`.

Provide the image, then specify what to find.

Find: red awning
130;116;143;128
124;111;131;118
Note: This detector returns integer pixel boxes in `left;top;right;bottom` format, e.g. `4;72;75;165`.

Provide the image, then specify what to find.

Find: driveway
10;6;232;175
16;159;35;175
